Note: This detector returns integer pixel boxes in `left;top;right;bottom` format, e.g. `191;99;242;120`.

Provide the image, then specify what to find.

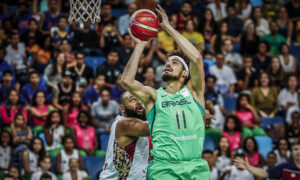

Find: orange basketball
129;9;160;41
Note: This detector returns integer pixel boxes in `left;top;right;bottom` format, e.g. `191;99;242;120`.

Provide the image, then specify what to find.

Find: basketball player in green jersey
121;5;210;180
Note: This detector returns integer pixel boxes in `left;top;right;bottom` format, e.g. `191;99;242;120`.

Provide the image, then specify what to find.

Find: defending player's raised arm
120;30;156;110
117;118;150;137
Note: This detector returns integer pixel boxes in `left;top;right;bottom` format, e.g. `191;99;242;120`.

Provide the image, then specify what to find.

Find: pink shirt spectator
33;105;50;126
67;105;85;126
236;111;254;125
75;125;95;150
246;152;260;167
0;105;28;125
223;131;241;151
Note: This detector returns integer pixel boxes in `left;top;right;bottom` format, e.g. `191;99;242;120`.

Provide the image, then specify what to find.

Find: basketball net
68;0;102;23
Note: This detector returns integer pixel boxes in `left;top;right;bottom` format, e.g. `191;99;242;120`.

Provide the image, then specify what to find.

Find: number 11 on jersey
176;111;187;130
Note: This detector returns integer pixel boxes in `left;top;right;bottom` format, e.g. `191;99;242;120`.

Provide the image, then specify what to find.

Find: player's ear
182;70;188;79
120;105;125;115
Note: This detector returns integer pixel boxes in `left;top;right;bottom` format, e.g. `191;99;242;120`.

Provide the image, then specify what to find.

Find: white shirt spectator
118;14;130;35
274;149;291;165
211;167;218;180
224;52;243;67
209;65;237;94
224;165;254;180
278;88;298;107
62;170;88;180
5;43;26;70
285;105;300;124
238;3;252;20
45;125;64;151
279;55;296;73
244;19;270;37
31;170;57;180
216;154;231;175
211;105;225;129
207;2;227;21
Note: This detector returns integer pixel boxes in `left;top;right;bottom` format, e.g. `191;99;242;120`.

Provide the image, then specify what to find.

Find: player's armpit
117;118;150;137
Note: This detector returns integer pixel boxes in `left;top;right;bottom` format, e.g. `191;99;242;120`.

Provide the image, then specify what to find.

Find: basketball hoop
68;0;102;23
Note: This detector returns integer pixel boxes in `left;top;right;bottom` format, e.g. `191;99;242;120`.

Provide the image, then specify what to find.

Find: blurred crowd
0;0;300;179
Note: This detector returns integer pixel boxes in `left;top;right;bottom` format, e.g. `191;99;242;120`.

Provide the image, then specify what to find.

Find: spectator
182;19;205;53
234;139;300;180
58;39;75;67
3;175;14;180
157;18;176;52
8;166;21;180
202;150;218;180
232;94;266;139
110;74;125;104
267;56;285;89
44;111;65;151
240;22;259;56
171;2;198;32
84;74;105;108
11;113;32;148
52;71;76;111
0;70;15;104
40;0;63;33
30;35;53;74
204;75;224;106
118;3;137;35
64;92;87;127
286;111;300;139
30;90;54;126
73;111;97;156
159;0;179;18
97;3;117;34
261;21;286;56
244;7;270;37
209;53;237;96
91;89;119;135
0;130;12;173
21;18;43;53
13;2;32;36
142;67;159;89
0;46;15;81
278;43;297;74
285;0;300;23
72;21;101;56
223;4;243;41
277;6;293;45
51;16;72;47
68;52;94;86
221;149;254;180
62;158;88;180
264;152;277;171
198;8;218;44
20;71;47;105
286;91;300;125
207;0;227;22
252;41;272;73
243;137;264;167
274;138;291;165
5;30;28;74
251;72;279;117
0;18;13;46
236;56;258;91
0;90;28;126
96;50;122;88
261;0;278;20
223;115;242;152
205;99;227;130
188;0;205;20
44;52;66;91
56;136;83;174
222;38;242;70
39;173;53;180
278;74;298;111
99;23;122;54
117;33;134;67
236;0;252;21
31;156;57;180
214;136;231;176
210;21;231;54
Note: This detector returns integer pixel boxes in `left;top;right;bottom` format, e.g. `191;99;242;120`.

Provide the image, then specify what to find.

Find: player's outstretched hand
203;110;216;128
155;4;169;29
234;157;249;170
128;28;150;46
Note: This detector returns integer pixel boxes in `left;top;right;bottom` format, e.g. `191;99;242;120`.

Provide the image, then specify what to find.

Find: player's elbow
120;78;130;89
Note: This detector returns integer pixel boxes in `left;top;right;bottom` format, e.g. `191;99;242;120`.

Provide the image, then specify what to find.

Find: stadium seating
254;136;273;159
223;96;237;114
261;116;285;129
99;134;110;151
204;136;215;151
83;156;105;180
33;126;44;136
85;56;107;77
39;133;47;146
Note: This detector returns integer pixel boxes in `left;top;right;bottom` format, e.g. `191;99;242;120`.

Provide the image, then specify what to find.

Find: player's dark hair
167;50;190;84
243;137;258;153
224;115;242;132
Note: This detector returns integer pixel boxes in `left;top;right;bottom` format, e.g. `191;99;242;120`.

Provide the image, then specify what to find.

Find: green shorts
147;158;210;180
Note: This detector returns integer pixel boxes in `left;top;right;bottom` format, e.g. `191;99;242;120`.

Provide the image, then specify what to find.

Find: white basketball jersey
60;149;79;173
99;115;149;180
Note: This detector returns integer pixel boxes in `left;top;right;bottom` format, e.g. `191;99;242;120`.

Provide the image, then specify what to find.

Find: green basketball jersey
147;85;206;161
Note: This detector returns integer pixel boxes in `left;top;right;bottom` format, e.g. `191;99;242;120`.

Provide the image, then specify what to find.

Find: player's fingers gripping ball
129;9;160;41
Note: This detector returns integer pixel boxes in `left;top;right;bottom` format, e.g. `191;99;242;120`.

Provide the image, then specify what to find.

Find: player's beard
125;107;146;121
162;72;181;82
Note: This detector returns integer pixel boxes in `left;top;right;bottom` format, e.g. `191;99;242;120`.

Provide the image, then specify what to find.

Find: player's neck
165;81;184;94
